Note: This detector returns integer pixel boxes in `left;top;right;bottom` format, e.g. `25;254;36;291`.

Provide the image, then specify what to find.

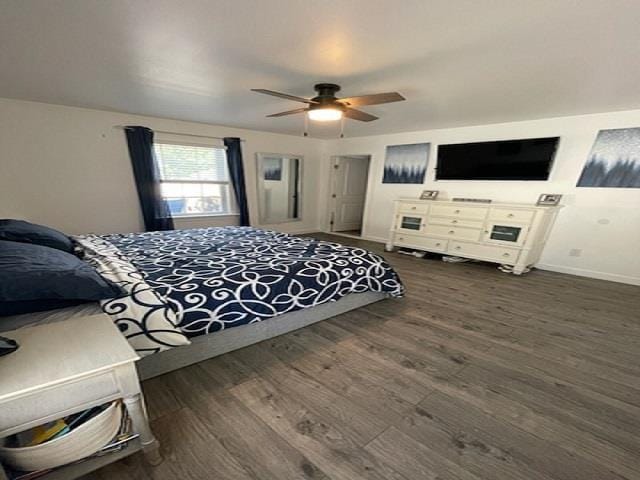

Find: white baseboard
360;234;389;244
285;228;320;235
535;263;640;286
318;230;389;245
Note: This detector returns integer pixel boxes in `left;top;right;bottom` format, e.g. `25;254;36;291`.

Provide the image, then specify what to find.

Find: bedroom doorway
328;155;371;238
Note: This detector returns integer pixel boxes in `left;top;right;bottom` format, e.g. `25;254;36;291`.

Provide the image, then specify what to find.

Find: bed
2;227;404;379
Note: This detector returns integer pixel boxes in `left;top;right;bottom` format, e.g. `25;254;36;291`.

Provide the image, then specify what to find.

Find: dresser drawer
431;204;488;219
394;233;448;252
489;208;535;223
428;216;484;229
394;232;421;247
395;214;426;233
426;224;482;241
484;223;527;246
398;203;429;215
422;237;448;252
448;241;520;264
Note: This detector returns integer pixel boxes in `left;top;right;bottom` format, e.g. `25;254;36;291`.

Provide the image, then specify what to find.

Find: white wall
1;97;638;285
0;98;323;235
323;110;640;285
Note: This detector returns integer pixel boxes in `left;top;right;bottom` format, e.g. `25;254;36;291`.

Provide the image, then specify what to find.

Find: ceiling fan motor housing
252;83;403;121
311;83;344;110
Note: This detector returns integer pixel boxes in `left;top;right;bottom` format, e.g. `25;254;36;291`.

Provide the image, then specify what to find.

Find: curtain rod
113;125;245;142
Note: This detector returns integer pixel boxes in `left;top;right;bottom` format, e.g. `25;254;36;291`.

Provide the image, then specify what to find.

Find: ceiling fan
251;83;405;122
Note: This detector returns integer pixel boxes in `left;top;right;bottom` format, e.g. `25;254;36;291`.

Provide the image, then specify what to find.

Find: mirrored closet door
256;153;303;224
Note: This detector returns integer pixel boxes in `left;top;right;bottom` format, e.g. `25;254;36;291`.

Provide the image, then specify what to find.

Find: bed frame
137;291;388;380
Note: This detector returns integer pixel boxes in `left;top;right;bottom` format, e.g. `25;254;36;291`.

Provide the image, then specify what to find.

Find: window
153;142;236;216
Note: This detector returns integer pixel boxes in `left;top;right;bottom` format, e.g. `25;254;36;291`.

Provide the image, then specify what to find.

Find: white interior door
332;156;370;232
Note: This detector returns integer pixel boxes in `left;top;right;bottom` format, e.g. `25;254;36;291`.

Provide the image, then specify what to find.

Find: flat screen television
436;137;559;180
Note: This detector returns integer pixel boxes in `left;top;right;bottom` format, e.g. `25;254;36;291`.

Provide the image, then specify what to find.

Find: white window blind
153;142;236;216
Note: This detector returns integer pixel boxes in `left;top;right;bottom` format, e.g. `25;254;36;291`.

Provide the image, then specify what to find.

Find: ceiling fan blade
266;107;309;118
344;108;379;122
251;89;317;104
338;92;405;107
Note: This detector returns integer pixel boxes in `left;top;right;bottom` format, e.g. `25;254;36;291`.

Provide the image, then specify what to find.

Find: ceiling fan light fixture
307;107;343;122
252;83;404;124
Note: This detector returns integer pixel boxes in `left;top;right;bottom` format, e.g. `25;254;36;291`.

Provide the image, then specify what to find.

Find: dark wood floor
88;233;640;480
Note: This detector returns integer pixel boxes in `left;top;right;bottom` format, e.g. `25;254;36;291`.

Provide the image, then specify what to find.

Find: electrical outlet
569;248;582;257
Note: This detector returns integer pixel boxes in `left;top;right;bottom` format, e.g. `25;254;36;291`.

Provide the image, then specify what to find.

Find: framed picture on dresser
537;193;562;206
420;190;439;200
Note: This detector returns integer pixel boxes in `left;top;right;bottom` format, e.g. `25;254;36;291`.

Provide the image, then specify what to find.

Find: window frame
153;139;239;218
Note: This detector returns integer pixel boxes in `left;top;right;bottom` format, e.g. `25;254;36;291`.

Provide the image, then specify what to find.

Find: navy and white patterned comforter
101;227;404;337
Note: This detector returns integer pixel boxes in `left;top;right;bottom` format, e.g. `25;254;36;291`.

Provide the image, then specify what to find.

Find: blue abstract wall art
382;143;430;184
577;128;640;188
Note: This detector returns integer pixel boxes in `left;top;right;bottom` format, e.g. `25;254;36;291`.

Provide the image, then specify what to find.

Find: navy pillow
0;241;124;317
0;219;74;253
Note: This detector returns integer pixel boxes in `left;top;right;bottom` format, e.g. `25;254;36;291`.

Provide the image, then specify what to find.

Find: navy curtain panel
224;137;250;226
124;126;174;231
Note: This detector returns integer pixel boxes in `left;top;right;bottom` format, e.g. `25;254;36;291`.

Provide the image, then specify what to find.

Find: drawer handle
455;246;462;250
448;230;455;234
435;242;441;247
507;213;515;218
399;237;404;241
502;253;510;257
454;209;461;214
411;206;416;210
451;220;458;224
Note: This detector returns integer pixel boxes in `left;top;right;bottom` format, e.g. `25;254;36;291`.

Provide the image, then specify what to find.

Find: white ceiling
1;0;640;138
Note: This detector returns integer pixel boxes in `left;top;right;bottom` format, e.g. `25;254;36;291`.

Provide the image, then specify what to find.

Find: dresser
386;199;560;274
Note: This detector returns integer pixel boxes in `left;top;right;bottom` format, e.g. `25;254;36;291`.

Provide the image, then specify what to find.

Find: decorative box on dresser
0;313;161;480
386;199;560;274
